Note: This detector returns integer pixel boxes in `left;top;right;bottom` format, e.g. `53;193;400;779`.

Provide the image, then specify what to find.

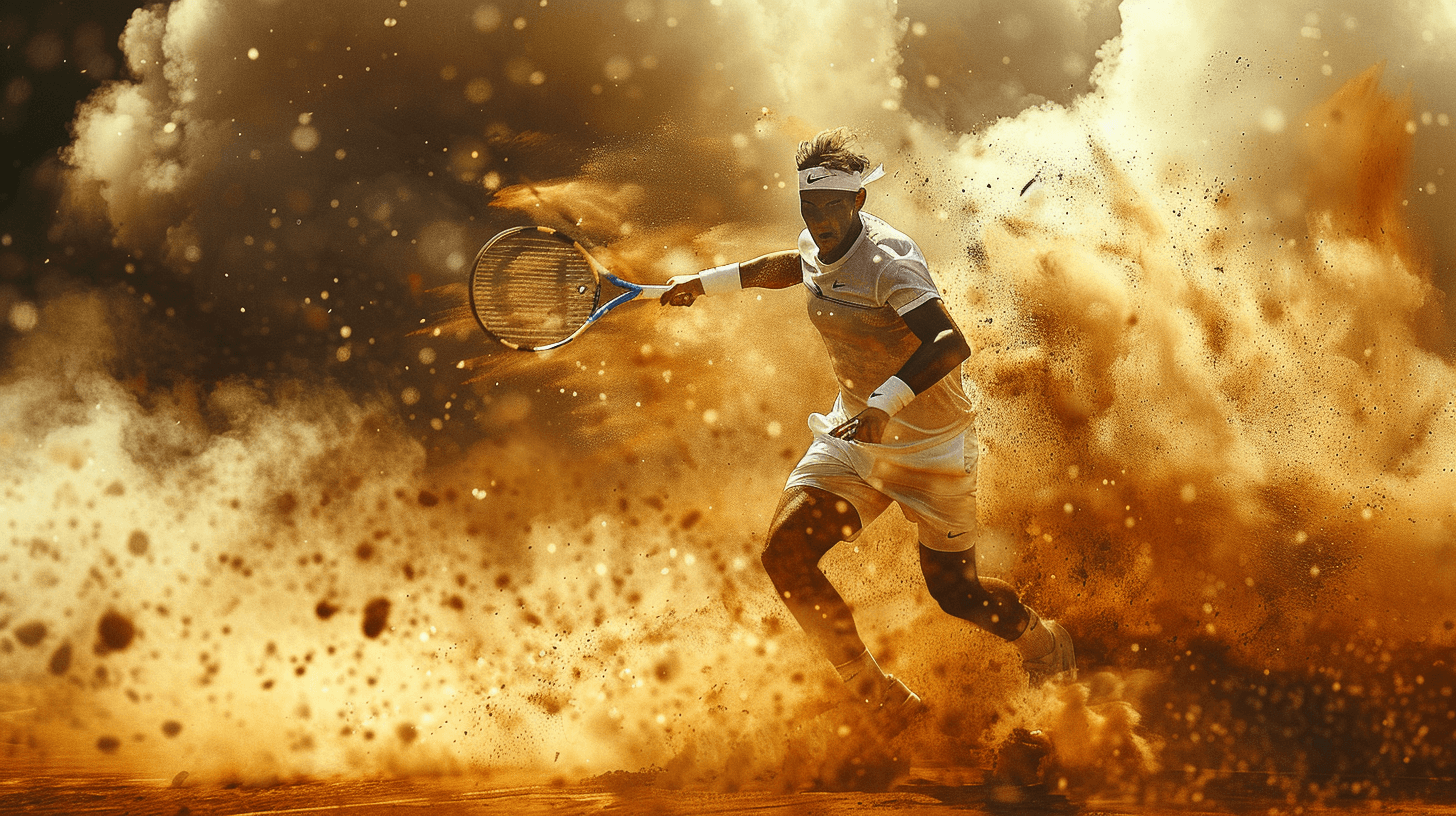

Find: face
799;188;865;258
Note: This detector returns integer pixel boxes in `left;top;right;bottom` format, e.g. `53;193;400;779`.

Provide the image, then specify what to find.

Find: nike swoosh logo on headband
806;173;831;183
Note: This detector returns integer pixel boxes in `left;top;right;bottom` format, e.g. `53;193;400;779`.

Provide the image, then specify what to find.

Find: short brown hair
795;127;870;174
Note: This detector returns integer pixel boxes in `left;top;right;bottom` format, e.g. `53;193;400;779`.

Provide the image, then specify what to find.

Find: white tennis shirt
797;212;973;446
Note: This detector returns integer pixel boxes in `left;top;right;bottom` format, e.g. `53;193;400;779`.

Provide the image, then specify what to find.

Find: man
661;128;1074;728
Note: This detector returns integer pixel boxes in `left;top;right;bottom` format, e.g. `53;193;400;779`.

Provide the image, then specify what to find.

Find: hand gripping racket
468;225;670;351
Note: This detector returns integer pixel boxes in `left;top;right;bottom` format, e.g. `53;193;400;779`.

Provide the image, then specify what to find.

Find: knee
761;488;855;581
760;525;812;582
759;532;792;578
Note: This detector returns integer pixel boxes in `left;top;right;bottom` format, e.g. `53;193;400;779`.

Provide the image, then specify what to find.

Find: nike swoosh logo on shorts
947;531;967;538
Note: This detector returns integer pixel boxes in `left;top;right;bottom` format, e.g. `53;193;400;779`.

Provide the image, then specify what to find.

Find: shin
919;544;1030;641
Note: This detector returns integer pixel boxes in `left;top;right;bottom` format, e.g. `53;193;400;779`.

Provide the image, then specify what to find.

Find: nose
803;211;834;234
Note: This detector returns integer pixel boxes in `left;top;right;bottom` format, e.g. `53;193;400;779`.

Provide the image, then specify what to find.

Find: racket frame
468;225;670;352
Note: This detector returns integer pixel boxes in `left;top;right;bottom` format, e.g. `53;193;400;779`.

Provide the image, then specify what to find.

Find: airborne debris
48;643;72;675
13;621;46;646
362;598;391;638
96;611;135;652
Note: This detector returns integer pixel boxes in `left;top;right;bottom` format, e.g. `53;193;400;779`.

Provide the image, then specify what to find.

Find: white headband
797;163;886;192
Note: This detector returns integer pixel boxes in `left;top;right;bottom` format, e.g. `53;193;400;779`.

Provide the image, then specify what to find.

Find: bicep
901;299;970;351
740;250;804;289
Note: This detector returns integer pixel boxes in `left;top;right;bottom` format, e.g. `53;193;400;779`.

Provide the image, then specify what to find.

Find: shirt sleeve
877;255;940;315
797;229;819;284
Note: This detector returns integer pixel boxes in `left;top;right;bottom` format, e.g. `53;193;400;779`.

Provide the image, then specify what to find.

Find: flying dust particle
48;643;71;675
8;302;38;332
362;598;391;638
14;621;47;646
275;492;298;515
96;611;135;652
291;125;320;152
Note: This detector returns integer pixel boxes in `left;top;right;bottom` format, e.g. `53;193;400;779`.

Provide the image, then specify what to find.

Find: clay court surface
6;764;1456;815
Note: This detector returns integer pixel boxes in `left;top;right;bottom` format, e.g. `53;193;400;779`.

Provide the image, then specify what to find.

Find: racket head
468;226;601;351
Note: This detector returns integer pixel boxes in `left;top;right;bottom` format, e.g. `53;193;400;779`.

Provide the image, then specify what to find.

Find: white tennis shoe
868;675;926;740
1023;618;1076;685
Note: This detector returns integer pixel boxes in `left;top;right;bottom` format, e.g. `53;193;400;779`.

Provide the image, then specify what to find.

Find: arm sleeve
878;257;940;315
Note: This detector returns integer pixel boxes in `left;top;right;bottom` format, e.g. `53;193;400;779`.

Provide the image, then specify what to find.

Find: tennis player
661;128;1074;728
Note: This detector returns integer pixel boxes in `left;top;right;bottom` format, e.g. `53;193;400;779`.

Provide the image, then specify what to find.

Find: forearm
887;298;972;395
895;331;971;393
854;333;967;429
833;299;970;443
660;249;800;305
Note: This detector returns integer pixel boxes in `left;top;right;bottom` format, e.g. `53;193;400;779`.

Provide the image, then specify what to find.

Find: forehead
799;189;859;207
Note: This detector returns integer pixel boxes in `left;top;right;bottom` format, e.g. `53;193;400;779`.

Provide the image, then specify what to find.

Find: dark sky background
1;1;137;213
1;0;482;461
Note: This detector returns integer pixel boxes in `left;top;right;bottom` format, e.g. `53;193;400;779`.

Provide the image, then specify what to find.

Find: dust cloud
1;0;1455;804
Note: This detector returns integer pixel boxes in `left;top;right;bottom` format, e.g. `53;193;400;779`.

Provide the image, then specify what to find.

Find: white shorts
784;411;979;552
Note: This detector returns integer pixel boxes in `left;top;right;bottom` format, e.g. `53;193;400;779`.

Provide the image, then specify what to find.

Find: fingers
661;275;705;306
831;412;887;443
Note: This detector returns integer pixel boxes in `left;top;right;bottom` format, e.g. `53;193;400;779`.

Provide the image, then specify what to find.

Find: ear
853;188;867;210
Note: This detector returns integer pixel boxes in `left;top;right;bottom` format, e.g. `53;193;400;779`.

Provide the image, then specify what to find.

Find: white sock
834;648;889;693
1012;608;1056;661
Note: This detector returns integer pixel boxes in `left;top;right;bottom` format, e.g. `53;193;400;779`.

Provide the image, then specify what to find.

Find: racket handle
636;284;672;299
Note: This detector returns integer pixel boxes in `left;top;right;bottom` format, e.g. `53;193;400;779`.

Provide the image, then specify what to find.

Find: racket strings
472;232;598;349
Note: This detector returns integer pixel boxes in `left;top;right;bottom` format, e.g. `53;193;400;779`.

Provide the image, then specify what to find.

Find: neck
819;214;863;264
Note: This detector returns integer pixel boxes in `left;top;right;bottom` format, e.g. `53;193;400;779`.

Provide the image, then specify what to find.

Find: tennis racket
468;225;671;351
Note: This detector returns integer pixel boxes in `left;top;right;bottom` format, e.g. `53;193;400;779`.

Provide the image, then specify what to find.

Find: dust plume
1;0;1454;805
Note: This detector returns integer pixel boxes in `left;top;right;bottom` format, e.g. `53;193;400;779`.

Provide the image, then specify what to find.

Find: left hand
829;408;890;444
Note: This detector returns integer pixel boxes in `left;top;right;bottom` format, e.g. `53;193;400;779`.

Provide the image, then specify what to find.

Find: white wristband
697;262;742;296
865;376;915;416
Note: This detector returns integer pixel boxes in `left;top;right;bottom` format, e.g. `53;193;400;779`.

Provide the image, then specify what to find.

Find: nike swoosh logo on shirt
831;280;848;289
